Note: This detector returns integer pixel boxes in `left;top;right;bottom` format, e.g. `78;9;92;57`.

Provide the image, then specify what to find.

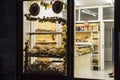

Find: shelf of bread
26;58;65;74
92;32;99;38
92;59;99;65
27;45;66;58
92;31;100;32
34;34;57;43
26;32;62;35
94;51;100;53
76;42;92;45
92;39;99;46
35;41;57;44
30;58;65;62
35;29;56;32
75;23;100;31
92;37;99;39
76;32;91;42
76;47;92;56
76;31;91;32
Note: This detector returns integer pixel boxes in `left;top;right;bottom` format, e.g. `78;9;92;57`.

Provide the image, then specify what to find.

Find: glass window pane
80;8;98;20
103;7;114;20
23;0;67;75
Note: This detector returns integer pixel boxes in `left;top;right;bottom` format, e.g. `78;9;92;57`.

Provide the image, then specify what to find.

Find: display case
22;0;67;75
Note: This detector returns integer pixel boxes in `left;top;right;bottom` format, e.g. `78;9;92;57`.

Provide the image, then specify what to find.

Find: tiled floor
74;54;114;80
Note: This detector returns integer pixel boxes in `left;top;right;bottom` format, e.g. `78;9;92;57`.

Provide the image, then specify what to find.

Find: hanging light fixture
81;9;97;17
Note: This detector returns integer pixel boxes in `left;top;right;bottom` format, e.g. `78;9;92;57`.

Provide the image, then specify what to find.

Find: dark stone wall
0;0;16;80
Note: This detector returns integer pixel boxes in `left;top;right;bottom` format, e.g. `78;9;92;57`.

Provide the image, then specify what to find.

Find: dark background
0;0;16;80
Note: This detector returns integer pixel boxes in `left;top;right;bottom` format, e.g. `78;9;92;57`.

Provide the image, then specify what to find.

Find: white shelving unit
91;30;100;70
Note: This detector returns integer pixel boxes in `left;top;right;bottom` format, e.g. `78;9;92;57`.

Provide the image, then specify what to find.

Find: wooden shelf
92;37;99;38
91;65;99;67
75;31;91;32
92;31;99;32
76;42;92;45
94;51;100;53
36;41;56;44
26;32;62;35
27;53;65;58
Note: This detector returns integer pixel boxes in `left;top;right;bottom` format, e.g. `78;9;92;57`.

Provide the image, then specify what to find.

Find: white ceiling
75;0;114;7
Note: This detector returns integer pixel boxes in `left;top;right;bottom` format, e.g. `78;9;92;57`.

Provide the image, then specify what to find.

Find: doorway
74;0;114;80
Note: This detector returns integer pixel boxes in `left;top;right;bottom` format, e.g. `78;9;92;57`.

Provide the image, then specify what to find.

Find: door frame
114;0;120;79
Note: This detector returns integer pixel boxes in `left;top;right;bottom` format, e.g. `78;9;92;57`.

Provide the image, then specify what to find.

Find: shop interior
74;0;114;80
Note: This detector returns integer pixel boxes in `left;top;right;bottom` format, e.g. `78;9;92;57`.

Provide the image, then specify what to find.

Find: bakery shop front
17;0;120;80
